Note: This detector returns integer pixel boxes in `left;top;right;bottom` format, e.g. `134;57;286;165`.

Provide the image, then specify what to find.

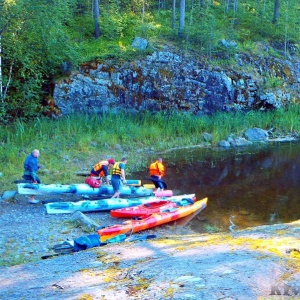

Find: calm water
134;142;300;232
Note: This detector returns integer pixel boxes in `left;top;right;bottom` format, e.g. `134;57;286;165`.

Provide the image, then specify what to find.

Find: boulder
244;127;269;141
1;190;17;201
203;132;213;142
218;140;231;148
132;37;148;50
70;211;100;232
230;137;253;147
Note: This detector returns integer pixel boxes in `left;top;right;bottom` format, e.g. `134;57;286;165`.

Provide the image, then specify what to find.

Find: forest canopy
0;0;299;123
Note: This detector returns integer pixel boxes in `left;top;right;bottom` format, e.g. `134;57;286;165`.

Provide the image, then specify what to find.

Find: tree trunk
172;0;176;30
93;0;100;38
0;35;2;101
272;0;280;24
179;0;185;37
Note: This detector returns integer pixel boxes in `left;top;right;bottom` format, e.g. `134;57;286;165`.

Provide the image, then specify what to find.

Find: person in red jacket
149;157;167;192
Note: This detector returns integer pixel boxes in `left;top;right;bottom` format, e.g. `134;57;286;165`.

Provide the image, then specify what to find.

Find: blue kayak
45;194;196;214
17;183;154;197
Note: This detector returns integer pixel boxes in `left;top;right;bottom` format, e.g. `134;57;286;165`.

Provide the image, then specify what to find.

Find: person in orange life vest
90;158;115;185
149;157;167;192
111;157;127;198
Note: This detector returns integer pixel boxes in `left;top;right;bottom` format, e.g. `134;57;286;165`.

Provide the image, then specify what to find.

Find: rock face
0;220;299;299
53;48;300;115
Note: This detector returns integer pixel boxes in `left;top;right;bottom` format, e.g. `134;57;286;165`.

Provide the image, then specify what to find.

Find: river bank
0;193;300;299
1;108;300;192
1;127;300;298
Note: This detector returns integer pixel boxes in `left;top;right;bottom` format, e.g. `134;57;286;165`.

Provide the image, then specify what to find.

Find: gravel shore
0;193;300;299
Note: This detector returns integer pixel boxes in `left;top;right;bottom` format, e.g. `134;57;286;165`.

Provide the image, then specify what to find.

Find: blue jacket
23;154;39;181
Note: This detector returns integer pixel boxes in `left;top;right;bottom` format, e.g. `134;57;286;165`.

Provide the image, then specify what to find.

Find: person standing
90;158;115;185
149;157;167;192
22;149;41;204
111;157;127;198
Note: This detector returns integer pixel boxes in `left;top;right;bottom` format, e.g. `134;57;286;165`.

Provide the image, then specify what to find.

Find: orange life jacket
92;160;109;177
149;161;165;177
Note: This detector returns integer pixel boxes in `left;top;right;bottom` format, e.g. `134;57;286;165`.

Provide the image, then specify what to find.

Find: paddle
98;233;157;245
41;233;157;258
143;183;156;189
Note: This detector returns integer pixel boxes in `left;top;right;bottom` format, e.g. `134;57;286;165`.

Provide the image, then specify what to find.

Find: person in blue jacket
22;149;41;204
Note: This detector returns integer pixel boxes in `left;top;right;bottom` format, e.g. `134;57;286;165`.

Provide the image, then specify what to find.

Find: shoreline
0;204;299;299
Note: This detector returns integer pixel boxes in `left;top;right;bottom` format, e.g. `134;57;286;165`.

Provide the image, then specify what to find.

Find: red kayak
110;195;196;218
98;198;208;242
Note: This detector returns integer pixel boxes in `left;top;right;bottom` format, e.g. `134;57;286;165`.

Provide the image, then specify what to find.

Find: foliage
1;0;81;122
1;0;300;121
262;76;285;89
65;16;95;42
100;8;127;40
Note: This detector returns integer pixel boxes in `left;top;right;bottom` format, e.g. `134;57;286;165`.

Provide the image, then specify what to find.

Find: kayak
98;198;208;242
75;173;156;188
110;196;196;218
17;182;171;197
45;194;195;214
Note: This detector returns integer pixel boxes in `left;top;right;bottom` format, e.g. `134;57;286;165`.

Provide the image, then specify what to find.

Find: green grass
0;106;299;192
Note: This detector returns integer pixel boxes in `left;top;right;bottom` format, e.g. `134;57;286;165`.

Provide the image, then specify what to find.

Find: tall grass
0;106;299;191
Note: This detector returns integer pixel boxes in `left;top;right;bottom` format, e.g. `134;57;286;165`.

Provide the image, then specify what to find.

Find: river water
135;141;300;233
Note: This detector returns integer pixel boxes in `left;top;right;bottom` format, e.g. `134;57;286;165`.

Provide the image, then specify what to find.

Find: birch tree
1;0;79;120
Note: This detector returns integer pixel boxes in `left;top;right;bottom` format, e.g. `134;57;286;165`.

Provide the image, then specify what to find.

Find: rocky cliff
53;45;300;115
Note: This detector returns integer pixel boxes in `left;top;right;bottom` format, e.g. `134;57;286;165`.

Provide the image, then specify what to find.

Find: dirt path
0;194;300;299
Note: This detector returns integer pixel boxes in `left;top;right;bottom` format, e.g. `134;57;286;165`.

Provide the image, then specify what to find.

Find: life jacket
92;160;108;177
149;161;165;177
112;162;122;176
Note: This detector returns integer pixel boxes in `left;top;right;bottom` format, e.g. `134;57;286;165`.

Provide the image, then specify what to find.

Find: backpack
85;177;101;188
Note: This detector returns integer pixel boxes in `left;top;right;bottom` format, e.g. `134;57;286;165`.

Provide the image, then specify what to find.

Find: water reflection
134;142;300;232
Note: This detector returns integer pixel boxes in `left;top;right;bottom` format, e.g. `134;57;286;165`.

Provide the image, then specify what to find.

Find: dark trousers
22;174;41;183
150;175;167;189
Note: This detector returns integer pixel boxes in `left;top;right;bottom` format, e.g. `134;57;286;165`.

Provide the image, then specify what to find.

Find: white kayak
17;183;154;197
17;182;173;198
